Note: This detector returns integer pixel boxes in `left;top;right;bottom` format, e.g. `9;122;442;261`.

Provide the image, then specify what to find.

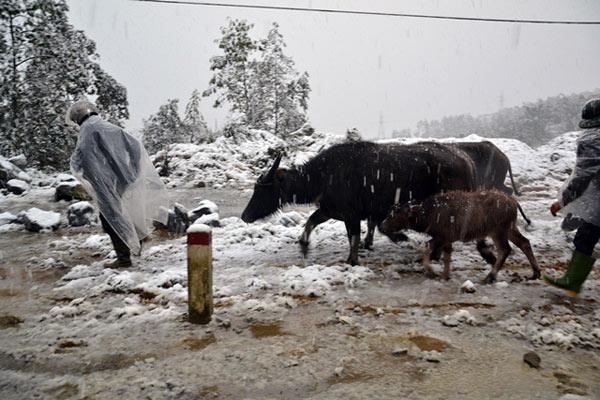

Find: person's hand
550;201;561;216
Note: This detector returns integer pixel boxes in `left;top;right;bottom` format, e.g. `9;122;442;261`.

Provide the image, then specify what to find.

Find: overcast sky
66;0;600;138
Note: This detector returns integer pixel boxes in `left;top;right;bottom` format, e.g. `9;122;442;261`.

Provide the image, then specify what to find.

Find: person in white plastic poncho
545;99;600;296
67;100;169;268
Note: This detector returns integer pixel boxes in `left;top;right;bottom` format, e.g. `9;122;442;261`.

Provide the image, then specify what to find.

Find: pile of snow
153;128;344;188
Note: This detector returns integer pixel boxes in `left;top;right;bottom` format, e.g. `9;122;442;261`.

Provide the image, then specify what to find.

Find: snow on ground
2;130;600;399
154;128;344;188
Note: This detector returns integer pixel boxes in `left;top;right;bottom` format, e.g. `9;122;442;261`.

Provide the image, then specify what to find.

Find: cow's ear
275;168;287;182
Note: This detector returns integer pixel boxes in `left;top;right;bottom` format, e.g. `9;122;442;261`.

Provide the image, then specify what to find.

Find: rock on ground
68;201;97;227
0;212;18;226
6;179;29;195
0;155;31;185
18;208;61;232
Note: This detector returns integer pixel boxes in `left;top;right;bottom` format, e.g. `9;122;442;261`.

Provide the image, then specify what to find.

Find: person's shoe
103;258;133;269
543;250;595;296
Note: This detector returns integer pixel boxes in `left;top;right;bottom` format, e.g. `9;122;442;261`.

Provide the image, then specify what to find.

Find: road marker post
187;224;213;324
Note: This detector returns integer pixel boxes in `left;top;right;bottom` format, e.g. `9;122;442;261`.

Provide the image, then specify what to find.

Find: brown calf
379;190;541;283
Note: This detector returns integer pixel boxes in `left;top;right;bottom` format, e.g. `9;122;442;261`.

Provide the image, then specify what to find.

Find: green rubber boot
543;250;595;296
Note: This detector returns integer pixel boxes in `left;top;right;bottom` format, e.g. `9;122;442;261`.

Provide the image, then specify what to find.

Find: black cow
241;141;475;265
450;141;521;196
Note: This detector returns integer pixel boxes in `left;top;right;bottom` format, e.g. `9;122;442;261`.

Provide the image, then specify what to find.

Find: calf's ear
409;204;422;217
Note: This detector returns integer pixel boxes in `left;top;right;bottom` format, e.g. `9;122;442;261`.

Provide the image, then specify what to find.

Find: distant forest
392;90;600;146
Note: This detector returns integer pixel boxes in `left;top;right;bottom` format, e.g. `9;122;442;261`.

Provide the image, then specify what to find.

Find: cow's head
379;202;421;239
241;154;286;223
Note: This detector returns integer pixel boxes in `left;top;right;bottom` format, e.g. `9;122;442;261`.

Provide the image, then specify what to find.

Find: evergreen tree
203;18;258;126
257;23;310;137
183;89;209;143
204;19;310;138
0;0;128;169
407;90;600;146
141;99;184;155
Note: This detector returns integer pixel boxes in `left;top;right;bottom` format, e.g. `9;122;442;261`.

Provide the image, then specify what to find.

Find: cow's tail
517;202;531;225
508;163;522;196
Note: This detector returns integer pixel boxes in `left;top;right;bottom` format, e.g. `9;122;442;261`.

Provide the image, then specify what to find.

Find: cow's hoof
346;257;359;266
425;271;437;279
528;271;541;280
299;240;309;257
442;274;450;281
360;241;373;251
483;273;496;284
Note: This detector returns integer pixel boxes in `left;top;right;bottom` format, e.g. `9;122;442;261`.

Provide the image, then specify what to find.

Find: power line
131;0;600;25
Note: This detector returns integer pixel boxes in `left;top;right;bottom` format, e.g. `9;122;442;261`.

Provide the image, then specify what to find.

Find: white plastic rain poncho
558;127;600;227
70;115;169;255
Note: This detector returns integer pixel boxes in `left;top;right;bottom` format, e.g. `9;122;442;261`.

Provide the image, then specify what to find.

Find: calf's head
241;154;286;223
379;202;421;238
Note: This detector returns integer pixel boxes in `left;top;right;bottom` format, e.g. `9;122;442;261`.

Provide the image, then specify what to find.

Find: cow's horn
265;153;282;180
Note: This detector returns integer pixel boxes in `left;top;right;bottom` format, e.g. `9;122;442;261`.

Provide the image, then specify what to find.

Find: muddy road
1;187;599;399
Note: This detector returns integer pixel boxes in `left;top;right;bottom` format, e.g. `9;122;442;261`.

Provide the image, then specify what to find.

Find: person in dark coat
67;100;169;268
545;99;600;296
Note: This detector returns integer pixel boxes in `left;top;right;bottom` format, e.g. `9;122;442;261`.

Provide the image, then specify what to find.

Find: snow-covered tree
141;99;184;155
183;89;210;143
204;19;310;138
0;0;129;170
203;18;259;126
257;23;310;137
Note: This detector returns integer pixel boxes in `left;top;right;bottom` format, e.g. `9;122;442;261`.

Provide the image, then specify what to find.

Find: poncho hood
70;116;169;254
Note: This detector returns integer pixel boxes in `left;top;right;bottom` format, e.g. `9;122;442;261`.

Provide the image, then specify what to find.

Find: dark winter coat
559;127;600;227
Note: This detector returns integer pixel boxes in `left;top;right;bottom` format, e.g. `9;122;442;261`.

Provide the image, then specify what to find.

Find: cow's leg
499;184;514;195
484;235;511;284
442;243;453;280
476;239;496;265
344;219;361;265
509;228;541;280
299;209;330;257
361;219;376;250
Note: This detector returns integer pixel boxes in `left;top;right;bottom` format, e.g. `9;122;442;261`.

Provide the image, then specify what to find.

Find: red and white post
187;224;213;324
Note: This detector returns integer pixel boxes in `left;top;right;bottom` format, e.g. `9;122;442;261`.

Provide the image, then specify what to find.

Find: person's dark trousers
99;213;131;262
573;222;600;256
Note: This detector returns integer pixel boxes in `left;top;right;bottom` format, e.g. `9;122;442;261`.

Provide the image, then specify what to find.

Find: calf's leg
423;238;443;279
509;228;541;280
442;243;453;280
299;209;329;256
476;239;497;265
484;235;512;284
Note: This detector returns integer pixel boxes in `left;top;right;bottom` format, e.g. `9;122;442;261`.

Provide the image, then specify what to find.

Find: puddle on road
0;350;157;375
53;339;87;354
43;382;80;399
250;322;291;338
0;314;24;329
177;334;217;351
0;288;26;297
196;385;219;399
326;371;374;387
128;288;158;303
408;336;450;352
408;302;496;311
